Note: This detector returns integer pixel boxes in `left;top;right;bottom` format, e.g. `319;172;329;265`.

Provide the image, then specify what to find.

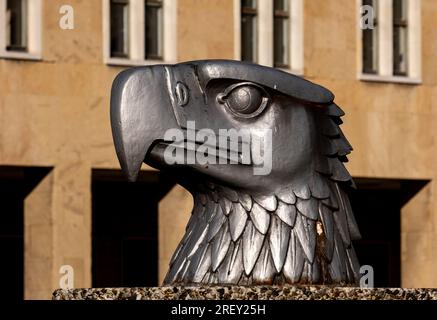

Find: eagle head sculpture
110;60;361;286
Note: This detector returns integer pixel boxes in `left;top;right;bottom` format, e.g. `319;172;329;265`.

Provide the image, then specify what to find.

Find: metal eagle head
110;60;361;286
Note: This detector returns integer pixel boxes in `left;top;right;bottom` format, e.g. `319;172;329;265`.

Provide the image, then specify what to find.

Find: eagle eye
217;82;270;118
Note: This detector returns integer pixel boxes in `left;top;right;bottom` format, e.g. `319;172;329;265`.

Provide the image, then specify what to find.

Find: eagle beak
110;66;178;181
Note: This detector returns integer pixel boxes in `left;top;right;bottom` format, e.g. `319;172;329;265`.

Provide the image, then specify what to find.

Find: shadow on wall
0;166;52;301
350;177;429;288
91;169;176;288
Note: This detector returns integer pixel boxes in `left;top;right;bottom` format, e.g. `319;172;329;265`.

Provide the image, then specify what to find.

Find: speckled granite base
52;286;437;300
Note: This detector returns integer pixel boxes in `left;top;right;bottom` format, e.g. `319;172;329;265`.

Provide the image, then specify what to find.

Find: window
273;0;290;68
145;0;163;60
241;0;257;62
359;0;421;83
362;0;378;74
393;0;408;75
110;0;129;58
103;0;176;66
0;0;41;60
6;0;27;51
236;0;303;74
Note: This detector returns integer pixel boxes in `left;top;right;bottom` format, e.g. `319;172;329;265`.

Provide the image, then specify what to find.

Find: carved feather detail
275;201;297;227
294;214;316;263
218;186;239;202
253;194;278;211
219;197;233;216
283;230;305;282
252;243;276;284
210;223;232;271
216;241;244;284
163;103;361;286
296;197;319;220
269;215;291;272
189;244;211;282
164;183;361;285
238;193;253;211
293;185;311;200
276;187;297;204
228;203;248;241
242;220;265;276
250;203;271;235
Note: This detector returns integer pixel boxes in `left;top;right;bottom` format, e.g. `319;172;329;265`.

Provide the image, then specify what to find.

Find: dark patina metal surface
110;60;360;286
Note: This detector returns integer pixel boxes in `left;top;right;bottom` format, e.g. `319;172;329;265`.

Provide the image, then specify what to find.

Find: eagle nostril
175;82;189;106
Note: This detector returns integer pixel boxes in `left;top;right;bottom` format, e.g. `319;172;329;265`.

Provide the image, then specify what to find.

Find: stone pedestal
52;286;437;300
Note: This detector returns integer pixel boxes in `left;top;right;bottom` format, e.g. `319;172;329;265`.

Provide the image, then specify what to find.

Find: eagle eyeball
217;82;270;119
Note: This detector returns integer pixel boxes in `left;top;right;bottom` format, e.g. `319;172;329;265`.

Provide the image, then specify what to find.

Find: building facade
0;0;436;299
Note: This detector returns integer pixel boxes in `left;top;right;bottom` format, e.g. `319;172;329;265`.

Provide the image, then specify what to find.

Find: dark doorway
350;178;429;287
92;169;174;288
0;166;51;301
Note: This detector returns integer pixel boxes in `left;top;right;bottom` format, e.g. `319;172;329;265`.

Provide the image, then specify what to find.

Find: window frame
103;0;177;67
0;0;42;61
6;0;28;52
145;0;163;60
362;0;379;74
240;0;258;63
357;0;421;85
392;0;408;76
234;0;304;75
273;0;291;69
110;0;130;59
